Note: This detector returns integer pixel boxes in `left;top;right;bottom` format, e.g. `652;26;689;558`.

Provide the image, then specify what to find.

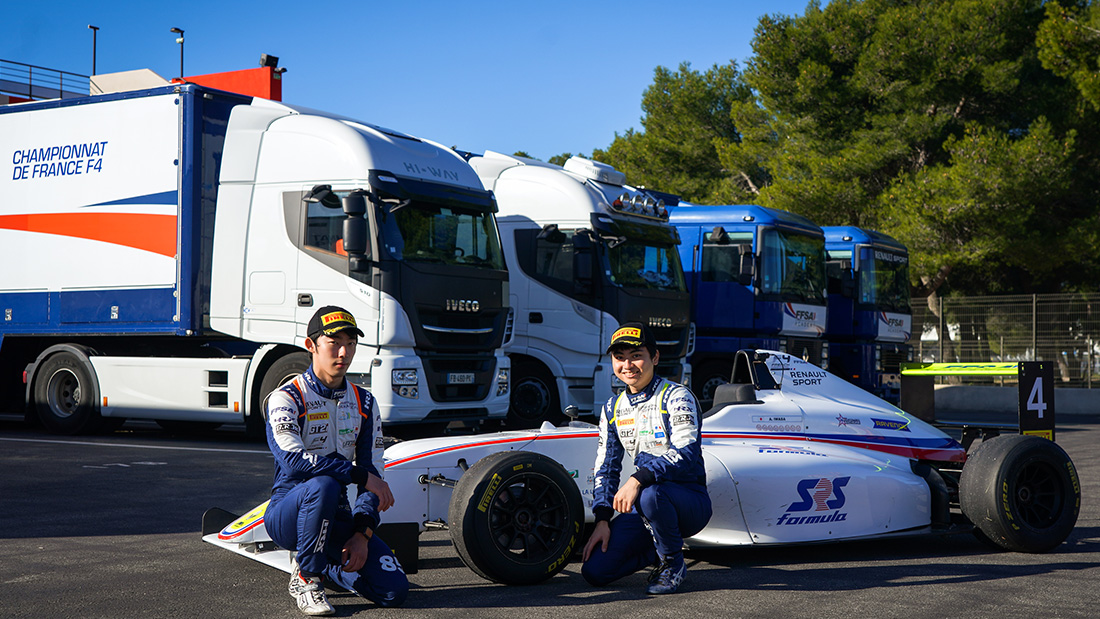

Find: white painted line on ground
0;436;270;455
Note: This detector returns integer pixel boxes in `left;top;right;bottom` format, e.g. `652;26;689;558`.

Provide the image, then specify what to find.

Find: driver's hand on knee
583;520;610;562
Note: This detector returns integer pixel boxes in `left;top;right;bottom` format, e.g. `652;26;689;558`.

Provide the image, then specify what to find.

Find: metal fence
913;293;1100;387
1;59;88;101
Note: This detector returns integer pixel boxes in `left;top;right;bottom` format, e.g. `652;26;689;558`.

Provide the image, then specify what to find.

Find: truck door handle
530;312;543;324
298;294;313;307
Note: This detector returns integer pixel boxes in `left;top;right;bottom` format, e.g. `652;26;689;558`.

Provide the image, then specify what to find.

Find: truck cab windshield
379;201;504;270
606;240;686;292
759;228;826;304
859;247;910;312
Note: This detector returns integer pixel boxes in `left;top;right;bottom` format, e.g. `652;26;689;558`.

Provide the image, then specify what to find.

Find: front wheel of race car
448;450;583;585
959;434;1080;553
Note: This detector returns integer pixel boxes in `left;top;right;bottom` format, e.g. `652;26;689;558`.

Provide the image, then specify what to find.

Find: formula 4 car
203;350;1081;585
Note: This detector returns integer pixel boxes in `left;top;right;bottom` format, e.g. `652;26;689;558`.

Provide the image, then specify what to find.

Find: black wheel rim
485;473;571;563
1012;460;1065;529
46;369;80;419
700;375;728;402
511;378;551;421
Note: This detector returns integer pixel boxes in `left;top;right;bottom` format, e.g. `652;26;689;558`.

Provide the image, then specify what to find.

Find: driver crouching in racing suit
265;306;407;615
582;322;712;595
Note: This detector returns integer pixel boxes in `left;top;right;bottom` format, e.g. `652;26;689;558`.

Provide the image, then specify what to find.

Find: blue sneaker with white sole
646;553;686;595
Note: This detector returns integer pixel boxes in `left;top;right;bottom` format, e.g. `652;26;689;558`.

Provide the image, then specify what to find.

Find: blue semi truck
668;204;828;405
823;226;912;402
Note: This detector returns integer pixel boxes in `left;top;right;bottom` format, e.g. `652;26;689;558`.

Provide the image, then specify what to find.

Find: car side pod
959;434;1080;552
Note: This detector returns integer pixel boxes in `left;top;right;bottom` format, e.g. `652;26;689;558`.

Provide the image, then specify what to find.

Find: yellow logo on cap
321;311;355;326
612;326;642;341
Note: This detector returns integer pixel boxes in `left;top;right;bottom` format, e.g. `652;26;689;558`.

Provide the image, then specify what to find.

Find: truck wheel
33;351;103;435
960;434;1080;553
448;450;583;585
251;352;311;435
507;362;561;429
693;361;733;408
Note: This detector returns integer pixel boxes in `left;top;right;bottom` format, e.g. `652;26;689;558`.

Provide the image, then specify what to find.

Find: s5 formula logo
776;477;850;526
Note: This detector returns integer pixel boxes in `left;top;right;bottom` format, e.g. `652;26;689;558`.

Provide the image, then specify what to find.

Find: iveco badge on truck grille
446;299;480;312
649;317;672;328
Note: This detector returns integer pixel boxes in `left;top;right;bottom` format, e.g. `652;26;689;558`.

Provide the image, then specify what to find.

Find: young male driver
264;306;408;615
582;322;712;594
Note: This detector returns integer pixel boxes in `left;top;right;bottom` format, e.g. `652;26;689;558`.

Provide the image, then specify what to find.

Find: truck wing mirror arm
738;251;754;286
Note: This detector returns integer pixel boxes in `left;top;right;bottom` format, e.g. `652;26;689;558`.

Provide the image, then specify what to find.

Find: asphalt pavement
1;413;1098;618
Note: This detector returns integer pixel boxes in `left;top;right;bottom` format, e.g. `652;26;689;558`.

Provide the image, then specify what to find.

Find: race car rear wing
900;361;1056;448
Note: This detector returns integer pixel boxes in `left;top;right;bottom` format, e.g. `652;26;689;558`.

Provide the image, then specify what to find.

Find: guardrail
0;59;89;101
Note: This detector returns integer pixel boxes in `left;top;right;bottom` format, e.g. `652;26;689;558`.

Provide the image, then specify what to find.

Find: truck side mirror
341;190;371;270
841;267;855;298
738;248;754;286
572;230;595;296
342;190;367;217
711;226;730;245
537;223;566;244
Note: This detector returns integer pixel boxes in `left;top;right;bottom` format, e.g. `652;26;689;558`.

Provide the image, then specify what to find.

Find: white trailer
1;84;510;434
464;151;690;426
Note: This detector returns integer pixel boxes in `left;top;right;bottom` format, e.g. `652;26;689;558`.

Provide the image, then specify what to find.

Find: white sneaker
288;562;335;616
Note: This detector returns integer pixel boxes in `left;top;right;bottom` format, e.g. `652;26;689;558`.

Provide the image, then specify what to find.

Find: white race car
204;350;1081;585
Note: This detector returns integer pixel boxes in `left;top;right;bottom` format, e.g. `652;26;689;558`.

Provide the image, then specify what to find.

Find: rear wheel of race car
33;350;104;435
448;450;583;585
960;434;1080;553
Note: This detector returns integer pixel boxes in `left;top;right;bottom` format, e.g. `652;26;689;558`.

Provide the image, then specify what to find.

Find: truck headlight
496;367;510;396
392;368;418;399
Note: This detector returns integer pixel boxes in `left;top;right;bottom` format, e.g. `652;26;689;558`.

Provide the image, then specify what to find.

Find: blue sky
3;1;812;162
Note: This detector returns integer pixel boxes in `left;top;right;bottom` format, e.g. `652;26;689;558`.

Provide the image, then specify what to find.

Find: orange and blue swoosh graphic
0;191;178;258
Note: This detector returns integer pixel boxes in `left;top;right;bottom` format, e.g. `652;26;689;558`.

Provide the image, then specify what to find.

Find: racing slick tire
506;361;562;429
448;450;583;585
959;434;1080;553
33;349;104;435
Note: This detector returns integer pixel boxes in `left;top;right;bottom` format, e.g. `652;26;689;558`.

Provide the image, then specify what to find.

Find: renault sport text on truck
669;204;828;406
0;82;510;434
464;151;691;427
824;226;912;402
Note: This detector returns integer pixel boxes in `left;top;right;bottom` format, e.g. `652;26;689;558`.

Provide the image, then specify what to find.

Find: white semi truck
464;151;691;426
1;83;511;435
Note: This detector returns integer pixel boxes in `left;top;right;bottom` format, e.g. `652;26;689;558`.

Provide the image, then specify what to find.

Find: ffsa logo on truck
446;299;480;312
648;317;672;328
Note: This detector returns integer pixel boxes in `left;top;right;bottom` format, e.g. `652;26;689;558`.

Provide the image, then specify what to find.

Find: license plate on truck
447;373;475;385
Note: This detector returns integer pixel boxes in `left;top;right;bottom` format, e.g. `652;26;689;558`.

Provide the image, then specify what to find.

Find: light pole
88;25;99;75
169;27;184;78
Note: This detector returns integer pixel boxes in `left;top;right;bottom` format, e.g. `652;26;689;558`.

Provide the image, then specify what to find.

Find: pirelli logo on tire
478;473;502;512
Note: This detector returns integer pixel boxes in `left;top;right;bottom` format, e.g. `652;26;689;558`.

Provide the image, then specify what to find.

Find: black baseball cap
307;305;365;341
605;321;657;355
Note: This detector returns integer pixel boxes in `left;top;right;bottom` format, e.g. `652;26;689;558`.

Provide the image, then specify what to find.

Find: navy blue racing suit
264;366;407;607
582;375;712;586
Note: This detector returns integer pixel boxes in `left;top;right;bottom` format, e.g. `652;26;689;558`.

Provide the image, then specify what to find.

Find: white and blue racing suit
582;375;712;586
264;366;407;607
